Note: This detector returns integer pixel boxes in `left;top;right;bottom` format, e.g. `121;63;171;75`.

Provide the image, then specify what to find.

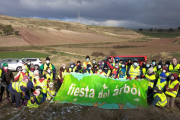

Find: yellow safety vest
45;73;53;80
12;82;27;93
83;61;92;69
128;65;140;78
36;79;48;93
47;88;56;99
27;94;42;108
25;65;30;72
29;71;34;81
18;72;29;82
43;63;53;70
0;69;2;78
169;64;180;73
68;67;75;72
142;68;147;75
153;66;157;72
153;93;167;107
156;78;167;91
145;74;156;88
165;80;179;97
58;70;67;79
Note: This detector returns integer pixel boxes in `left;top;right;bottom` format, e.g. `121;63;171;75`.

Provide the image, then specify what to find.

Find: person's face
77;63;80;65
93;60;96;63
116;59;118;62
172;58;177;65
154;90;157;93
143;61;146;64
128;60;131;63
104;67;107;70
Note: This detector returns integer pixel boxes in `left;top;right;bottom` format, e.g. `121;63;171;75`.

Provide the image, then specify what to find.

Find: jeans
9;90;21;108
41;93;46;103
166;95;176;109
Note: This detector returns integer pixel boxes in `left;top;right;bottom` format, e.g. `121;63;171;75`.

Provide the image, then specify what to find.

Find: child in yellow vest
46;82;56;100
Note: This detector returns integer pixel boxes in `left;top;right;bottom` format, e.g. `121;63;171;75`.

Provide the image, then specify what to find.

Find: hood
172;73;178;80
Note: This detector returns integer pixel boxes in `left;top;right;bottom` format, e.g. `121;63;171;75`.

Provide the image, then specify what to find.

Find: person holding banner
119;61;126;78
126;58;143;80
83;56;92;70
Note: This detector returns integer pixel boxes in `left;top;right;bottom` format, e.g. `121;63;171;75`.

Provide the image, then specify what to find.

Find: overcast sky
0;0;180;29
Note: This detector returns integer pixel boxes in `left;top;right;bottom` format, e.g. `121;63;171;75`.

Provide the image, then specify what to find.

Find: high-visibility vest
36;79;48;93
27;96;39;108
142;68;147;75
86;70;93;74
168;64;180;73
43;63;53;70
12;81;27;93
25;65;30;72
156;69;162;77
128;65;141;78
165;80;179;97
153;93;167;107
156;78;167;91
58;70;67;79
29;71;34;81
45;73;53;80
0;69;2;78
18;72;29;82
47;88;56;99
145;74;156;88
104;70;111;77
83;61;92;69
153;66;157;72
68;67;75;72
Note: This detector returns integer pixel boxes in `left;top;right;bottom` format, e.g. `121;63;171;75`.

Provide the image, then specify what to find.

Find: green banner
52;73;149;109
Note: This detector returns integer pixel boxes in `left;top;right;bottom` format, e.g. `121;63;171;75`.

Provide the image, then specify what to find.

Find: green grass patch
0;51;49;59
141;32;180;38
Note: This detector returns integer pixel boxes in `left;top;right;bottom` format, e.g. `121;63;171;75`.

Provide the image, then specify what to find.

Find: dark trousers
9;90;21;108
0;86;9;99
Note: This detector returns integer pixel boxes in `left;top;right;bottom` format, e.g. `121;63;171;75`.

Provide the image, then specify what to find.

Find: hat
33;90;40;96
148;67;153;73
160;73;166;78
133;58;138;62
165;61;170;65
122;61;126;65
23;75;29;82
152;60;156;62
46;57;50;61
158;62;162;66
3;63;8;67
172;73;178;80
112;70;117;75
153;86;159;92
162;66;167;71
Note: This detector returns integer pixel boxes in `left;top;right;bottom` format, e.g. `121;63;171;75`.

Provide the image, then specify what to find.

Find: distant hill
0;14;138;36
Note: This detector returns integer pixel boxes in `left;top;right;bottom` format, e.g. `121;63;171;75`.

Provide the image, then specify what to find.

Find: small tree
168;28;173;32
178;26;180;30
149;28;153;32
2;25;14;35
14;31;19;36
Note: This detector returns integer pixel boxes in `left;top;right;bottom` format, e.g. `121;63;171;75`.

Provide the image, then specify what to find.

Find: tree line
0;24;19;36
138;27;180;32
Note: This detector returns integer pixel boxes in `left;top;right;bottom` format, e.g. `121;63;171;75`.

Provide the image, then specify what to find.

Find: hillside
0;14;138;35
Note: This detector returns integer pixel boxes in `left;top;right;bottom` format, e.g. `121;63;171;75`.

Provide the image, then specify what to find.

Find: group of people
0;55;180;110
0;57;56;109
58;56;180;109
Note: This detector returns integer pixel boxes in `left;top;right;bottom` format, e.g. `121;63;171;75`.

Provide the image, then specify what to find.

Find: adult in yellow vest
165;73;179;109
168;58;180;73
27;89;42;108
8;81;34;109
126;58;143;80
39;57;56;80
150;87;167;108
145;67;156;95
83;55;92;70
151;60;157;73
46;82;56;100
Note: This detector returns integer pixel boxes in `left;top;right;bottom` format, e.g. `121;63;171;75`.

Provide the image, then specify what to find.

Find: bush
91;52;105;57
168;28;173;32
138;28;143;32
149;28;153;32
2;25;14;35
15;31;19;36
157;29;163;32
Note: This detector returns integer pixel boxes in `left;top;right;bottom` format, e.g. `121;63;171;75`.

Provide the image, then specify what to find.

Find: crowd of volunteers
0;55;180;110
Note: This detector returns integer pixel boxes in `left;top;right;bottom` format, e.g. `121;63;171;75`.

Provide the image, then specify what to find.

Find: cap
46;57;50;61
3;63;8;67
